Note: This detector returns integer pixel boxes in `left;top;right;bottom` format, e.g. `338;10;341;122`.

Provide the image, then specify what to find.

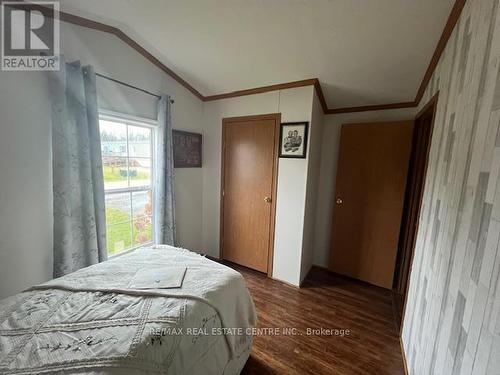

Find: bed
0;246;256;374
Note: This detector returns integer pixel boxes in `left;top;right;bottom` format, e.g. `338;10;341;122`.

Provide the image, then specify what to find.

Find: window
99;112;156;256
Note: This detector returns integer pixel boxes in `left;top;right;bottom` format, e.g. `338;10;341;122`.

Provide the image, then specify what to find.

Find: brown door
329;121;413;289
221;114;280;274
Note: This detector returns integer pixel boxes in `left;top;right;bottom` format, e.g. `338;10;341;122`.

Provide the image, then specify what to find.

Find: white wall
0;72;53;298
0;21;204;299
201;86;315;286
273;88;315;286
312;108;416;268
300;91;325;282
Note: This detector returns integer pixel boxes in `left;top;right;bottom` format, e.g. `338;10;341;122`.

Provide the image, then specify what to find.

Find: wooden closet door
329;121;413;289
221;114;280;273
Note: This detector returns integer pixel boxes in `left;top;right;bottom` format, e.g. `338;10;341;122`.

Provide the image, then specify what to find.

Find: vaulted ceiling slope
59;0;456;110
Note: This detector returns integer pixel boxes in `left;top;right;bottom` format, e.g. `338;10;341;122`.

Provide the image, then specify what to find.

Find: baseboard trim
311;264;329;272
400;337;409;375
204;254;220;262
273;277;301;289
207;254;303;288
299;265;314;287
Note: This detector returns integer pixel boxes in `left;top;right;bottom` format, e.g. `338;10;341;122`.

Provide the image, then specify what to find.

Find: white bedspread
0;246;256;374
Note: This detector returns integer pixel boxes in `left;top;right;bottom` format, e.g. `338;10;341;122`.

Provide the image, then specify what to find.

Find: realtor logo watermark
1;1;60;70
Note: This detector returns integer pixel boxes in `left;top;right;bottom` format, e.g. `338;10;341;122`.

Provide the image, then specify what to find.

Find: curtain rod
95;72;174;103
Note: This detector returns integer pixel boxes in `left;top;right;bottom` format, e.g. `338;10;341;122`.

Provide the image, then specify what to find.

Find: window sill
108;241;154;259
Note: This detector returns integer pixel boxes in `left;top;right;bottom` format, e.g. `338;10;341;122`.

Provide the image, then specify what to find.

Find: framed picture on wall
279;122;309;158
173;130;202;168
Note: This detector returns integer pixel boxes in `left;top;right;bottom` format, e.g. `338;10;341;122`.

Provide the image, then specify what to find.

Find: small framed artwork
173;130;202;168
279;122;309;158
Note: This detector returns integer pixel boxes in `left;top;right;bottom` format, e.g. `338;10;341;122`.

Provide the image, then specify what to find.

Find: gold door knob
336;198;343;205
264;197;272;203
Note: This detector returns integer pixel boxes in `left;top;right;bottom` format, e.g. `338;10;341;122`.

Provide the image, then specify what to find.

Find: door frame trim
220;113;281;277
398;92;439;337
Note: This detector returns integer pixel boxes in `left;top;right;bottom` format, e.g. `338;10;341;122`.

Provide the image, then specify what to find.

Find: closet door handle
264;197;272;203
336;198;343;205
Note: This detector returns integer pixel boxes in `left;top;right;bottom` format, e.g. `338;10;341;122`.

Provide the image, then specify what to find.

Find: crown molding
414;0;466;104
5;0;466;114
203;79;317;102
327;101;418;115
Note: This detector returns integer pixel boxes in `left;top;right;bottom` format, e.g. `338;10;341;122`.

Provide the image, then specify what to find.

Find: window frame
98;109;157;257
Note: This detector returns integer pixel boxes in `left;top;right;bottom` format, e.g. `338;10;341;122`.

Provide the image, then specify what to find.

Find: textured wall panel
402;0;500;374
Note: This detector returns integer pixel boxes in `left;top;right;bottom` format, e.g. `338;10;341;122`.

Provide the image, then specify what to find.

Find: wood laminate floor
229;264;406;375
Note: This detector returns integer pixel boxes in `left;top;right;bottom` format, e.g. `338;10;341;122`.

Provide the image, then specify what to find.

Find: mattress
0;246;256;374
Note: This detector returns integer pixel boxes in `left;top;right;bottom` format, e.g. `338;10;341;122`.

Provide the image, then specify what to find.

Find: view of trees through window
99;116;154;255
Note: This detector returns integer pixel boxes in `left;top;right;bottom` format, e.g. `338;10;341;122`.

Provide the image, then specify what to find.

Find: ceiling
59;0;455;108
